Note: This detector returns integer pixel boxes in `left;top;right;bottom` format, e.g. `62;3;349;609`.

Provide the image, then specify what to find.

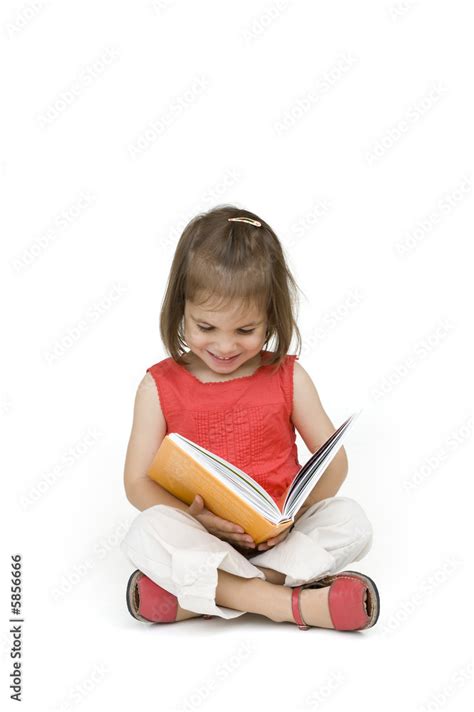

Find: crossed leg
176;565;369;625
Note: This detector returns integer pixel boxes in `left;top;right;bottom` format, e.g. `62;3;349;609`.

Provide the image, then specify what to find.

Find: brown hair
160;204;304;374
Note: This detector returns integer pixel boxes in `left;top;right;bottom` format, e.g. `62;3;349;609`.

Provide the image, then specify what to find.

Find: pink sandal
126;570;215;623
291;570;380;631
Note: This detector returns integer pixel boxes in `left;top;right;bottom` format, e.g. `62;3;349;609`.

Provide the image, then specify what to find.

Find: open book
147;411;362;544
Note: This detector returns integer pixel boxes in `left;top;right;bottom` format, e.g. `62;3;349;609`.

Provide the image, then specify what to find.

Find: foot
130;572;203;623
296;586;369;629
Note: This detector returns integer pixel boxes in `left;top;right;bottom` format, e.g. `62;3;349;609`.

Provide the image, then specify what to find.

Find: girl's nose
214;340;238;352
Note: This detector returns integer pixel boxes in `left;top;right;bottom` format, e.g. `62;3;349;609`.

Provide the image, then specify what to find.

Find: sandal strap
291;586;310;630
291;573;373;631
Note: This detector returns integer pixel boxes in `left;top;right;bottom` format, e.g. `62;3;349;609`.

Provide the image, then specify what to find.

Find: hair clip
228;217;261;227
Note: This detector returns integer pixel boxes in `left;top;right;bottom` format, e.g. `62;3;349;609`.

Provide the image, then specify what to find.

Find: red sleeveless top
146;350;301;510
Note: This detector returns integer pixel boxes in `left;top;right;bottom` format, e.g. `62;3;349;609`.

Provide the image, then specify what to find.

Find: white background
1;1;471;710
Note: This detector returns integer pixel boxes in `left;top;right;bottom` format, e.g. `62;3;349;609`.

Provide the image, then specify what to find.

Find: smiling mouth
208;351;240;362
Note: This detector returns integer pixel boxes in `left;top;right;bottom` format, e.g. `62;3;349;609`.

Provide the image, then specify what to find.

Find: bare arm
123;372;189;513
291;362;349;509
123;373;256;548
127;478;190;513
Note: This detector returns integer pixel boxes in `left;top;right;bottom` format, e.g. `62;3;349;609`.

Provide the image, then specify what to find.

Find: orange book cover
147;412;360;545
147;435;293;544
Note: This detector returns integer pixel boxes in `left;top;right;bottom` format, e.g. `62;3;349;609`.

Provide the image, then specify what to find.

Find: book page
282;411;362;518
169;434;282;522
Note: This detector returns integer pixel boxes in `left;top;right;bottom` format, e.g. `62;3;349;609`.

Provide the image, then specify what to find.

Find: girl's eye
197;325;254;334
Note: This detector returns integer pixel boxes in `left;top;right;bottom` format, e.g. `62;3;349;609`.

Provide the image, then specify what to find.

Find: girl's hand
255;504;310;550
187;495;256;549
256;525;293;552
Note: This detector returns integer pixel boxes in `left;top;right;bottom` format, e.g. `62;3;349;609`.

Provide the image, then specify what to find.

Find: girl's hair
160;204;303;374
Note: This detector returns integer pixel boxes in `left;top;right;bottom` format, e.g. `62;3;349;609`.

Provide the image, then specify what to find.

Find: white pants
120;496;373;619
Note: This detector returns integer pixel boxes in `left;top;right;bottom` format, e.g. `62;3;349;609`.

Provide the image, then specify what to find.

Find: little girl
120;205;380;631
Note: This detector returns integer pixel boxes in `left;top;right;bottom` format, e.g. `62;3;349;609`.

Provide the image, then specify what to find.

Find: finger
238;539;256;548
213;517;245;534
230;532;256;545
187;495;201;511
267;530;289;546
219;531;255;546
220;535;251;547
193;497;245;534
188;495;204;514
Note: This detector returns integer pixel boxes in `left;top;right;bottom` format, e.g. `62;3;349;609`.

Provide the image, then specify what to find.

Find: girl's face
183;298;268;374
